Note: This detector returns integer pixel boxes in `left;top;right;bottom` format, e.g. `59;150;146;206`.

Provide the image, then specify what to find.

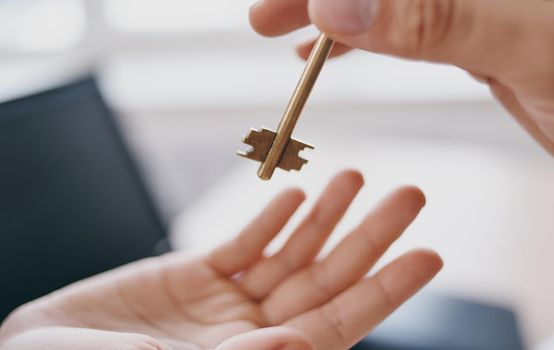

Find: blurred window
0;0;490;108
0;0;86;53
104;0;252;33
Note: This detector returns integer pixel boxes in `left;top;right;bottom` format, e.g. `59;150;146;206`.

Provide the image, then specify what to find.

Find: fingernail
310;0;379;35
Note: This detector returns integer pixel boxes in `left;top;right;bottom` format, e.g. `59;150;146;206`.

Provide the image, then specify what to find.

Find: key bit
238;128;314;171
238;33;335;180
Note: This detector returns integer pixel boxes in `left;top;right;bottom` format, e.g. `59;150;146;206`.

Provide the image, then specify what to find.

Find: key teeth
238;131;256;160
236;146;260;162
237;127;276;163
236;149;251;159
280;158;309;172
237;127;314;172
241;128;259;146
279;138;314;172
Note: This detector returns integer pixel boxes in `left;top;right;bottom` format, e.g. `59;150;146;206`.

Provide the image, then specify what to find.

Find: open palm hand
0;171;442;350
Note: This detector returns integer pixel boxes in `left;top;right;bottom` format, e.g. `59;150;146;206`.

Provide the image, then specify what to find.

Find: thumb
215;327;314;350
308;0;552;79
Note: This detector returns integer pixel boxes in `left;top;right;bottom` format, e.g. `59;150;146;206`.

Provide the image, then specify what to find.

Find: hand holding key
249;0;554;155
0;171;441;350
239;34;335;180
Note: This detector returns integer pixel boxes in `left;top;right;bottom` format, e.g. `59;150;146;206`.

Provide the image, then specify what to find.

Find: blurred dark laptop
354;293;524;350
0;77;170;320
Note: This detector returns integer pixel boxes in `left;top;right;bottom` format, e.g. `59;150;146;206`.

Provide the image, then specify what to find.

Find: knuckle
385;0;456;56
358;225;379;251
319;301;348;342
373;276;396;309
309;264;334;300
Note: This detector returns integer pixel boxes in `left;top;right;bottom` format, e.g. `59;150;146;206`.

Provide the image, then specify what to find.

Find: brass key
238;33;335;180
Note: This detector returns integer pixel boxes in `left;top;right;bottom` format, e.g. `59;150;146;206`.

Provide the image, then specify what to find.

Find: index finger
207;188;305;276
250;0;310;37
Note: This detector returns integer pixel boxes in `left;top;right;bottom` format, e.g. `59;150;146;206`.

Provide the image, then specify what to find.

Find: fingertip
336;169;365;189
395;186;427;212
249;0;312;37
348;169;365;187
405;248;444;279
249;1;280;37
284;187;307;204
295;45;311;61
249;5;270;37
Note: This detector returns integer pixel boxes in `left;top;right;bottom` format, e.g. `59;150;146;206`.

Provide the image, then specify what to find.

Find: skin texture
250;0;554;155
0;170;442;350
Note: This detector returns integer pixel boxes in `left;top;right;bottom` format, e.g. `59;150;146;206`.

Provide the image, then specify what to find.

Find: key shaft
257;33;334;180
